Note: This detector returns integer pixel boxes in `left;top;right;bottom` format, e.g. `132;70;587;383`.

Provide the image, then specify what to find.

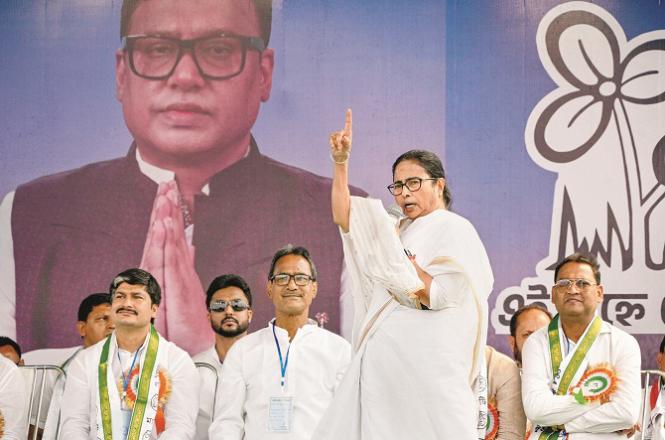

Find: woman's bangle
330;151;350;164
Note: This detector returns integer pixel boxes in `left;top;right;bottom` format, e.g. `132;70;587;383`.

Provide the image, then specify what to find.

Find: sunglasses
209;299;250;313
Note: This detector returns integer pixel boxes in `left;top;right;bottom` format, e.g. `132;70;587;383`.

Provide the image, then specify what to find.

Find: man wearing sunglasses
209;245;350;440
192;274;253;440
521;253;641;439
3;0;365;356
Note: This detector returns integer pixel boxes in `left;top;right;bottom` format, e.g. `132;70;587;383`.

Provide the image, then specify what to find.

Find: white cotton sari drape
313;197;494;440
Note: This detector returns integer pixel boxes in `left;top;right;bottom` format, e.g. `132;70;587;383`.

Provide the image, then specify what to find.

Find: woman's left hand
407;253;432;307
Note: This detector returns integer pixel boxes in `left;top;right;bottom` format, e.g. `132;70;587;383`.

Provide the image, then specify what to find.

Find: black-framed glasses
122;33;266;80
387;177;439;196
270;273;314;286
553;278;597;290
209;299;250;313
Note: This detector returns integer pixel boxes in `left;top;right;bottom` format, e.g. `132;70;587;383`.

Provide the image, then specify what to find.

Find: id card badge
268;396;294;433
120;408;132;438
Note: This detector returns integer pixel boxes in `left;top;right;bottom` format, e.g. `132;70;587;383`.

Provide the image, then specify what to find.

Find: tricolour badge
155;368;172;434
485;398;499;440
570;363;618;405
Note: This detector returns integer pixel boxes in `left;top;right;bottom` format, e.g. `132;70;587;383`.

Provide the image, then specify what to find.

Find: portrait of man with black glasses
3;0;365;356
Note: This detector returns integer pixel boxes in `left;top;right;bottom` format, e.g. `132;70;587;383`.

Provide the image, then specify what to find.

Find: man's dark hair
206;274;253;308
78;293;112;322
660;335;665;354
0;336;22;359
268;244;318;280
120;0;273;46
391;149;452;208
110;268;161;306
509;304;553;337
553;252;601;284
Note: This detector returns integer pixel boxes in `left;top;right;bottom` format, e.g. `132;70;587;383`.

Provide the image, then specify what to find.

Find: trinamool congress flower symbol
492;1;665;340
532;7;665;167
525;1;665;270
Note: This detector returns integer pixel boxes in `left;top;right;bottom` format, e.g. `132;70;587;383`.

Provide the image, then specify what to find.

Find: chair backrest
641;369;665;437
19;364;65;440
195;362;219;419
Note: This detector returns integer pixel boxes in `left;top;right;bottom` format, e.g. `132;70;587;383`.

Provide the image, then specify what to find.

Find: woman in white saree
313;110;494;440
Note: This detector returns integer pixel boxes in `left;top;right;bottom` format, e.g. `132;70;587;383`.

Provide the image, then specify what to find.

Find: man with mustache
209;245;351;440
60;268;199;439
521;253;641;439
192;274;253;440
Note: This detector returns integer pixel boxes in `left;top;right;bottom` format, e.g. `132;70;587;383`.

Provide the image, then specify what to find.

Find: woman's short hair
392;149;452;208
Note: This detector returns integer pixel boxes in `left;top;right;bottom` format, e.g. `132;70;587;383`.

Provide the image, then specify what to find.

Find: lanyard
118;348;141;400
272;322;291;389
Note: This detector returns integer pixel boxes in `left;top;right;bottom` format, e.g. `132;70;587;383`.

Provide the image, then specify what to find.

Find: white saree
313;196;494;440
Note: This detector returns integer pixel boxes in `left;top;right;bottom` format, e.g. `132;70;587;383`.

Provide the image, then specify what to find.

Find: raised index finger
344;108;352;137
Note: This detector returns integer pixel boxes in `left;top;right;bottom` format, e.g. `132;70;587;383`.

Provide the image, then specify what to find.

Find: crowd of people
0;0;663;439
2;249;663;439
2;111;664;438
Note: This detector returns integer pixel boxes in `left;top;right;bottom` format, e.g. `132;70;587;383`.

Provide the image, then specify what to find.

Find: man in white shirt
209;245;351;440
192;274;253;440
60;268;199;439
0;354;28;440
522;253;641;439
33;293;116;440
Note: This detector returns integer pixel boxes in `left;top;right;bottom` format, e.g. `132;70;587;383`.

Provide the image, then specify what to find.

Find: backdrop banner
1;0;662;366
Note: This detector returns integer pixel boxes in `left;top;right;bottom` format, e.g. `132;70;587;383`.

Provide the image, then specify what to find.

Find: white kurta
0;354;28;440
192;345;223;440
522;320;641;439
313;197;494;440
209;321;351;440
59;331;199;440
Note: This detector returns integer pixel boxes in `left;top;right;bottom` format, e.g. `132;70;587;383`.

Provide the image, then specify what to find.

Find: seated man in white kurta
208;245;351;440
0;354;28;440
522;253;641;439
60;268;199;440
192;274;254;440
